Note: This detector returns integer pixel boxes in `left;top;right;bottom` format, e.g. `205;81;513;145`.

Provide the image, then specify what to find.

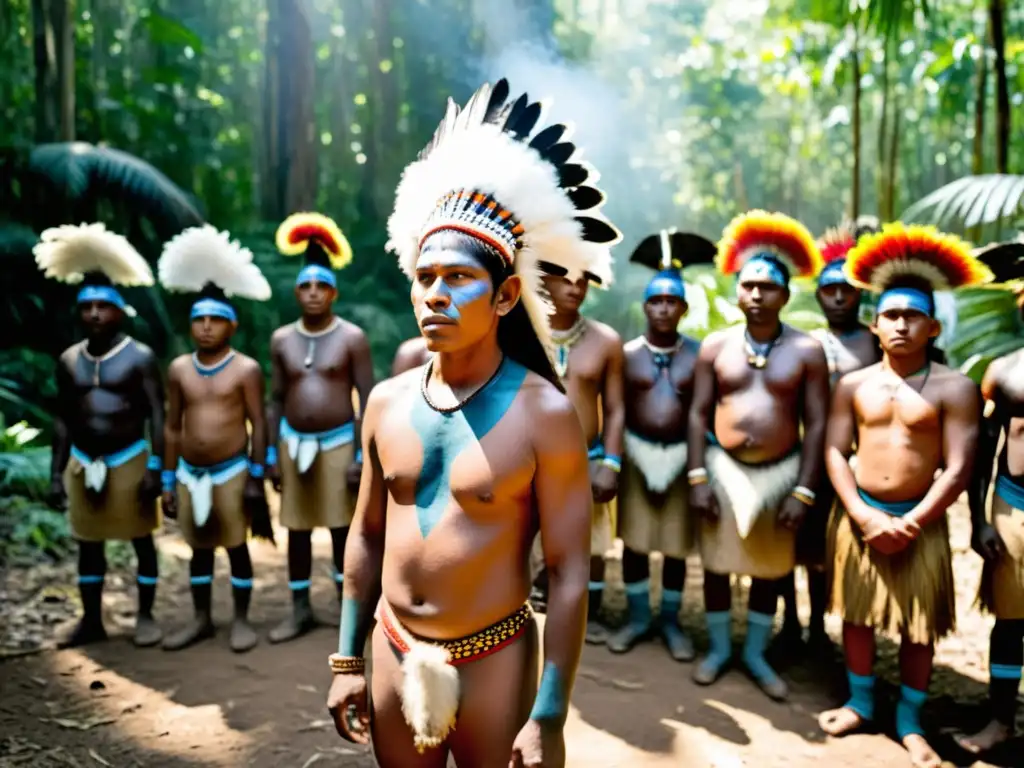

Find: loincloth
175;454;250;550
979;476;1024;620
828;490;955;644
700;444;800;579
278;418;356;531
376;598;534;752
620;432;692;559
65;440;159;542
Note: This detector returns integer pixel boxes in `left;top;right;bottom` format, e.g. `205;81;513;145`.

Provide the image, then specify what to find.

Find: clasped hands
855;505;921;554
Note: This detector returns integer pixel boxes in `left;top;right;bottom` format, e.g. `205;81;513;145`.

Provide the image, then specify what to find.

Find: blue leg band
991;663;1023;681
588;580;604;592
742;611;781;685
289;579;312;591
660;588;682;621
137;575;158;586
78;574;104;585
703;610;732;673
190;575;213;586
230;577;253;589
844;671;876;721
895;684;928;739
623;579;652;628
333;572;344;583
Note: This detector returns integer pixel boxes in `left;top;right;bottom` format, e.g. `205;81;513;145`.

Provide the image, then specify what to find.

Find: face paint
416;250;493;321
410;359;526;537
737;254;788;287
876;287;933;316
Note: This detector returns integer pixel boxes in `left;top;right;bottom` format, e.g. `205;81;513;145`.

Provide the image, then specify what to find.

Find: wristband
146;455;162;471
793;485;817;501
600;455;621;473
687;468;708;486
248;462;265;479
161;470;176;492
328;653;365;675
354;447;363;463
265;446;278;467
791;490;814;506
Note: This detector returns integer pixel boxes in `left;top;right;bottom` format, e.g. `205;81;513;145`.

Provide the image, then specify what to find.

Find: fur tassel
158;225;271;301
706;445;799;539
400;643;461;753
34;223;153;286
624;432;687;493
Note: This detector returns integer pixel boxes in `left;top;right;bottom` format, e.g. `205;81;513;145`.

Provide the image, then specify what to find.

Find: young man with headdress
606;230;715;661
954;239;1024;755
777;219;882;651
687;210;830;701
265;213;375;644
391;336;432;377
534;244;624;643
818;223;989;768
35;223;166;649
325;78;618;767
157;225;275;653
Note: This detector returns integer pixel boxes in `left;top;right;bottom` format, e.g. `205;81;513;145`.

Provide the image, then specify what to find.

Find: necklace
420;357;505;415
81;336;132;387
192;349;236;377
641;335;681;371
887;362;931;401
549;316;587;378
297;316;341;368
744;325;784;369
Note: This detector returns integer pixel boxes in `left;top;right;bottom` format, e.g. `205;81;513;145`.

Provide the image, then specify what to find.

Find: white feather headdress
158;224;271;301
34;223;153;286
386;78;620;357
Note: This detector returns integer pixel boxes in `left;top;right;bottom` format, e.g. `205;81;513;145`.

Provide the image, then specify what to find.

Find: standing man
607;230;715;661
955;244;1024;756
266;213;375;643
688;210;829;701
819;223;989;768
777;221;881;650
326;78;618;767
391;336;431;377
35;223;164;648
157;225;274;653
537;260;625;644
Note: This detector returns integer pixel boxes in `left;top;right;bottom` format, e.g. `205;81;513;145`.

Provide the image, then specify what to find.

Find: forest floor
1;497;1022;768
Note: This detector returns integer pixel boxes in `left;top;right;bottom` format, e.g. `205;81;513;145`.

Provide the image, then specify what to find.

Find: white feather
624;432;688;493
158;225;271;301
34;223;153;286
706;445;800;539
400;643;461;753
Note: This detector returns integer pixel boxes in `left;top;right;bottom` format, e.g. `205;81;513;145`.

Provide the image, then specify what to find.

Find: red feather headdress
717;210;823;278
818;224;857;264
276;212;353;270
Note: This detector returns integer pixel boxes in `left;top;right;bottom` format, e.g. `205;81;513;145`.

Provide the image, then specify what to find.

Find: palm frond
0;446;51;499
903;175;1024;230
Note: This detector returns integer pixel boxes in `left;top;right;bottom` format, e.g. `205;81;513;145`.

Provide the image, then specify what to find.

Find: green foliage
947;287;1024;381
903;174;1024;233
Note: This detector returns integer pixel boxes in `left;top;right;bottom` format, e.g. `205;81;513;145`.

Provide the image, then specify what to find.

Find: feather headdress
972;237;1024;285
276;212;353;289
33;222;154;316
630;230;715;301
717;210;822;283
817;223;858;287
385;78;620;368
159;225;271;322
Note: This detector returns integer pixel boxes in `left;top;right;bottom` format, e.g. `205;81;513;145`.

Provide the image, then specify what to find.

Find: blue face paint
738;254;787;287
876;287;932;317
530;661;567;722
410;358;527;537
415;250;493;321
644;271;685;302
296;264;337;289
190;298;237;322
818;260;849;288
77;285;126;309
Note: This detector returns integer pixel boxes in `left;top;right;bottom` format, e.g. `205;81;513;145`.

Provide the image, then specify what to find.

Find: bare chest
856;384;941;432
714;340;803;398
70;347;142;396
997;359;1024;418
626;348;695;395
280;330;351;378
180;365;243;406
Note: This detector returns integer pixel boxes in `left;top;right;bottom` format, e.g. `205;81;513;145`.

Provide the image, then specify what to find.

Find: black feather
567;186;604;210
501;94;529;134
576;216;620;244
542;142;575;166
974;241;1024;283
557;164;588;188
529;125;565;153
483;79;510;123
629;231;717;270
628;235;665;271
510;102;541;139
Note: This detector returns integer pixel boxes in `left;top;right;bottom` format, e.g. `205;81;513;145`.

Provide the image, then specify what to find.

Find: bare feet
268;607;315;644
57;618;107;649
902;734;942;768
133;615;163;648
585;620;609;645
230;618;258;653
162;616;215;651
954;719;1013;754
818;706;866;736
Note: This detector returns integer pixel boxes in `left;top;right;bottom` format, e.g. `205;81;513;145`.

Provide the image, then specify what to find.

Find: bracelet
793;485;817;501
248;462;265;479
354;447;363;464
265;446;278;467
146;455;163;471
161;470;176;492
687;468;708;486
791;490;814;506
328;653;366;675
600;455;621;473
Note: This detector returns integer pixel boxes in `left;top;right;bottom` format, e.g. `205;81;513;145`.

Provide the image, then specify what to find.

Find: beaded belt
380;601;533;666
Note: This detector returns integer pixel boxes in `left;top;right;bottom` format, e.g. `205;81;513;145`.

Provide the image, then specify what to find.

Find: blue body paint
409;358;527;538
434;279;491;321
876;287;933;316
338;597;363;656
737;254;788;287
530;661;567;722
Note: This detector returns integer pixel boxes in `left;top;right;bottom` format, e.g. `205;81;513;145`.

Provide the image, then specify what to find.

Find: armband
146;455;163;471
687;468;708;486
161;470;176;493
791;485;816;506
265;446;278;467
248;462;265;479
600;455;621;473
328;653;365;675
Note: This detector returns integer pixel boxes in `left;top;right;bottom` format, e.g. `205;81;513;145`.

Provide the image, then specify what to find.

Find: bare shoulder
395;337;426;355
520;372;585;448
234;352;264;380
586;318;622;349
838;362;881;394
338;317;369;346
167;353;192;380
931;363;977;399
366;367;418;420
784;326;826;360
270;322;296;348
699;327;733;357
623;335;645;359
58;341;84;368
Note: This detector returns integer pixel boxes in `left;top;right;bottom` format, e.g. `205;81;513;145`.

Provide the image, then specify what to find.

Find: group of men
34;77;1024;768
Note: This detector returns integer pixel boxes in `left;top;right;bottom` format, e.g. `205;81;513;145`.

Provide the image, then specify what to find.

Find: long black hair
420;230;565;393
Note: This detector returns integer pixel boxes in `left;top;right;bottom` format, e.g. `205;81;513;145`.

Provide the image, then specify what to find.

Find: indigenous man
955;241;1024;755
35;223;165;648
606;230;715;661
391;336;432;376
819;223;989;768
778;220;881;650
266;213;375;643
157;225;275;653
326;78;618;767
536;254;625;644
687;210;829;701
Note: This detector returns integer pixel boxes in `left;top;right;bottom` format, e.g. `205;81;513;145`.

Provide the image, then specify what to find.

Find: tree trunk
971;28;988;176
988;0;1009;173
876;40;891;220
366;0;396;218
850;26;862;220
32;0;58;142
887;91;901;218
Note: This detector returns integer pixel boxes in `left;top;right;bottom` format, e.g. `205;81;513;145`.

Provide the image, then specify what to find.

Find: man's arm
970;362;1004;532
266;334;285;463
337;383;389;657
51;358;72;483
824;374;862;516
599;336;625;462
795;341;830;490
349;328;376;461
906;375;981;529
241;362;268;466
529;389;592;726
687;336;718;471
140;349;166;461
163;363;183;484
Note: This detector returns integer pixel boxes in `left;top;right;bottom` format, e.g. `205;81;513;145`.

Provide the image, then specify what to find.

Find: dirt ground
1;498;1021;768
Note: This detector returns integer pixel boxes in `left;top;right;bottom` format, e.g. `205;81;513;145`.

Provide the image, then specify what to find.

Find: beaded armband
248;462;265;479
328;653;366;675
791;485;816;506
687;468;708;487
600;455;621;473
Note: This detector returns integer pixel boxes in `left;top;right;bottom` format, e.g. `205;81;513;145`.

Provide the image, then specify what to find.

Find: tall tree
31;0;74;143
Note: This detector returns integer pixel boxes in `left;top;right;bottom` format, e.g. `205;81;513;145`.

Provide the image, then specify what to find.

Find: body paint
337;596;366;656
530;661;567;722
433;278;490;321
416;251;493;321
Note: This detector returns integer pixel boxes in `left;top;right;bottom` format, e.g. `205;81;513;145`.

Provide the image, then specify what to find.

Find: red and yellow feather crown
717;210;823;278
844;222;993;292
275;212;353;270
818;224;857;264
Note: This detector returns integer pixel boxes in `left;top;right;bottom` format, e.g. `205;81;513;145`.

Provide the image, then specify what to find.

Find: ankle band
137;575;158;586
844;671;875;721
990;663;1023;681
289;579;312;591
78;574;104;585
895;684;928;739
230;576;253;589
190;575;213;586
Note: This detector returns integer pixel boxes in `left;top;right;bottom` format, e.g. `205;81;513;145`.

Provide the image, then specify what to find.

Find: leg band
660;588;683;621
743;610;781;685
895;684;928;739
844;671;876;721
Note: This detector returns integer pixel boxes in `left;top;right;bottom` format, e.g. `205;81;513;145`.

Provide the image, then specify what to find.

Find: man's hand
162;490;178;519
139;469;161;504
267;463;282;493
589;463;618;504
327;673;370;745
689;482;718;521
48;477;67;511
509;719;566;768
346;460;362;494
890;516;921;545
777;495;808;531
972;523;1005;562
855;507;909;555
244;475;266;502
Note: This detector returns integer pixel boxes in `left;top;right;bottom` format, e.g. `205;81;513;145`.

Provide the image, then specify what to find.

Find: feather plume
844;222;993;292
33;223;153;286
818;224;857;265
275;212;353;270
717;210;822;277
630;231;716;271
972;236;1024;284
158;225;271;301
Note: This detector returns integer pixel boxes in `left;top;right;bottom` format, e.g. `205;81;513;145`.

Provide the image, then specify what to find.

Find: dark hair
419;230;564;392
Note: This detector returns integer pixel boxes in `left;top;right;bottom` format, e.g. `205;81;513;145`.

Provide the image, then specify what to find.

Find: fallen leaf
88;749;112;766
